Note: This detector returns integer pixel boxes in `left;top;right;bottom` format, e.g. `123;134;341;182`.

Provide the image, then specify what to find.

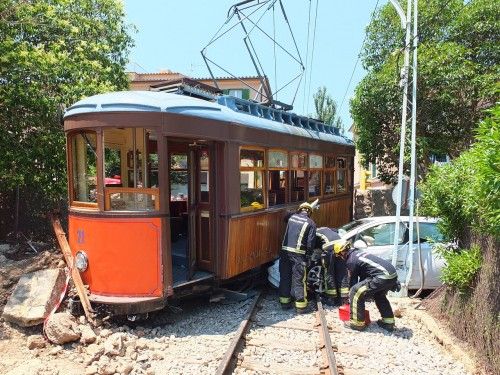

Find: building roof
64;91;353;146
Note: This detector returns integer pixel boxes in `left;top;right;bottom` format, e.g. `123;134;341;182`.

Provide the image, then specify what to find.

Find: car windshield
412;222;445;243
338;219;370;237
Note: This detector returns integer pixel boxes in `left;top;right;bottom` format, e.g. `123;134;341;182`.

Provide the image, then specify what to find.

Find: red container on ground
338;304;371;325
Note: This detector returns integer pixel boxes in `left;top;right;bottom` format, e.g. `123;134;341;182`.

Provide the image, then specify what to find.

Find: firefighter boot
280;301;293;310
347;320;367;331
296;300;315;314
376;319;395;332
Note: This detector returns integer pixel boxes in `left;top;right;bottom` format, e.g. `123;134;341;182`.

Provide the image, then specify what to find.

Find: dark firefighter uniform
345;248;399;329
279;210;317;310
315;227;348;302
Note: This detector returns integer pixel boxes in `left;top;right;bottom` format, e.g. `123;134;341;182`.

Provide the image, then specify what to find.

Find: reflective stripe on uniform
322;240;336;250
377;272;398;280
382;317;395;323
281;246;306;255
279;296;291;304
358;255;394;277
340;287;349;295
295;300;307;308
349;319;366;326
351;284;368;320
324;289;337;296
296;221;309;252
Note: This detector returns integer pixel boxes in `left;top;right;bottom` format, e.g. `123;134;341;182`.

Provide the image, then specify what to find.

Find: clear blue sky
124;0;381;128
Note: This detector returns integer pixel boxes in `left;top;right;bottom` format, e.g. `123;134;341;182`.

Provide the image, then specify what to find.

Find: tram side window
337;156;347;193
290;152;307;203
324;155;335;195
268;150;288;206
103;128;159;211
240;148;265;211
308;154;323;198
70;131;98;206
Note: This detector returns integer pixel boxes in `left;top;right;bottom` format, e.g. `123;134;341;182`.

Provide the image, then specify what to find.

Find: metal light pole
389;0;418;297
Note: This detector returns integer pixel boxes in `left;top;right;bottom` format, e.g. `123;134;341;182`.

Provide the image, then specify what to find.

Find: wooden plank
240;358;319;375
246;337;317;351
256;318;341;333
50;215;95;324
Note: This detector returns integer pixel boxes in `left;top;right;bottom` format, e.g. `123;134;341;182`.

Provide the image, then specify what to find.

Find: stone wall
424;232;499;374
354;189;408;219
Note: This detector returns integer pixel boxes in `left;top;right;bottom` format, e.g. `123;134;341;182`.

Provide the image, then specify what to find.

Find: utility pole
389;0;418;297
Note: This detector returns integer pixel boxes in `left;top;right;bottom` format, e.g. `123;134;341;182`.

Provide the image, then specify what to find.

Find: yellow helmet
298;199;319;213
333;239;350;255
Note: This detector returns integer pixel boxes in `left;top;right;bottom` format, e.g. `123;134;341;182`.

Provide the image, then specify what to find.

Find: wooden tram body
63;91;355;315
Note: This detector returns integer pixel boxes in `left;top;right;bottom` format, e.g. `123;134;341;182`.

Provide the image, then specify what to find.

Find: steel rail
215;290;263;375
316;300;339;375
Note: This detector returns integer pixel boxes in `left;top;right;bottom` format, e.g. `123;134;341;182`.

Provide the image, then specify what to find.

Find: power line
302;0;313;114
337;0;380;124
306;0;320;115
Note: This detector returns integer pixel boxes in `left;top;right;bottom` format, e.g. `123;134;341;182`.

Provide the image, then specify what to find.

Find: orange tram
63;90;355;315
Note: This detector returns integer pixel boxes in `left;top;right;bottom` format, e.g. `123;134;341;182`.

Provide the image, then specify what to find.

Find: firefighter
314;227;348;306
279;199;318;313
333;239;400;331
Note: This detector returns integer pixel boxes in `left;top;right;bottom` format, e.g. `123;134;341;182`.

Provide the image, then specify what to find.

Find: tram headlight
75;251;88;272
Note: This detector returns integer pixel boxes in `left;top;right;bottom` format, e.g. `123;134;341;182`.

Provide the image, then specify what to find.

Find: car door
408;221;445;288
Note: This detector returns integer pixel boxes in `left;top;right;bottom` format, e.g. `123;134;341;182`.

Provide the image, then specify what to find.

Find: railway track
215;290;345;375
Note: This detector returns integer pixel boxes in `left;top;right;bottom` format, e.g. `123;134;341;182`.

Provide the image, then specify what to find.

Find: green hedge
420;104;499;290
420;104;500;241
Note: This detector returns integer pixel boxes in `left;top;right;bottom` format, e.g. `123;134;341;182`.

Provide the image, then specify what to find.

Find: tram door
188;144;213;278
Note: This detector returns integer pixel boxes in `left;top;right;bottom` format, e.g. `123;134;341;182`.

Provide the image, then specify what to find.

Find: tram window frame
336;156;347;193
290;152;308;203
308;154;323;198
267;149;288;207
240;147;266;212
68;130;99;209
324;154;336;196
103;128;159;212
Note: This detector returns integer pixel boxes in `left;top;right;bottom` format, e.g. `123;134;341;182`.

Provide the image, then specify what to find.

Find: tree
350;0;499;183
313;86;343;130
0;0;134;237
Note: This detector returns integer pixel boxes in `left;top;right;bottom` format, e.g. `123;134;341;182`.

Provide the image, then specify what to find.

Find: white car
337;216;446;289
268;216;446;290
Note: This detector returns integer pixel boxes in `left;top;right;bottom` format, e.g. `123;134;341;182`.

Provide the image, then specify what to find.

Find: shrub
437;245;482;293
420;104;500;242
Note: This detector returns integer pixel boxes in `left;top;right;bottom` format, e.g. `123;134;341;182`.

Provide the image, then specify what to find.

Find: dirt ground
0;240;490;375
0;241;84;374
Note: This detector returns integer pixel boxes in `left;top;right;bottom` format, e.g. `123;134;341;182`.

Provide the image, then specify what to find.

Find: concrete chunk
2;268;66;327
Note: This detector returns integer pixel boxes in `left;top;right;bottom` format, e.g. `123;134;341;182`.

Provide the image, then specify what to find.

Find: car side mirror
353;239;368;249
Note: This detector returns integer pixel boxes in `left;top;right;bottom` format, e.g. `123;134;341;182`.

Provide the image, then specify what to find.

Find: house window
240;148;265;211
70;131;97;206
268;150;288;206
225;89;250;100
370;162;377;179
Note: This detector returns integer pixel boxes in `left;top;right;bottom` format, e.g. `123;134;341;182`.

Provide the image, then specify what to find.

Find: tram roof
64;91;353;146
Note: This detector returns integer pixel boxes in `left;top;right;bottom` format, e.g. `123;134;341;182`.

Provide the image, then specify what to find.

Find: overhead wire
273;3;278;99
337;0;381;126
302;0;313;114
306;0;320;115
